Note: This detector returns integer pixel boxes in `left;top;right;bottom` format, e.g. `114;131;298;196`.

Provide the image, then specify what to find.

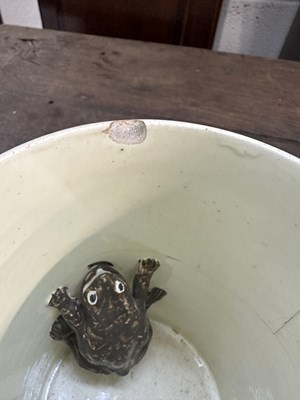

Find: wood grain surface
0;25;299;156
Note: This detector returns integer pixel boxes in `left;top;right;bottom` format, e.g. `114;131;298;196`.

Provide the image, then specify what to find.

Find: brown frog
48;258;166;376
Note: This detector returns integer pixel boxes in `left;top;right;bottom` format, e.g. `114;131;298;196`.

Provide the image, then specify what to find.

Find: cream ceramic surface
0;120;300;399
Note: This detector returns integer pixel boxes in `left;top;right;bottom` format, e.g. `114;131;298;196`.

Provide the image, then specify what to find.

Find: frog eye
115;280;125;293
87;290;98;305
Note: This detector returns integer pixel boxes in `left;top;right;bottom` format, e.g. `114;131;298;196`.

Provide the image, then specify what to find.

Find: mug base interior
43;321;219;400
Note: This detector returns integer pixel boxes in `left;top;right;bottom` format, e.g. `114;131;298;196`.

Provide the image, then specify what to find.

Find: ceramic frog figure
48;258;166;376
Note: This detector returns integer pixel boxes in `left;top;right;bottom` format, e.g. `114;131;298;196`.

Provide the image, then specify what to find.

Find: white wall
0;0;42;29
213;0;300;58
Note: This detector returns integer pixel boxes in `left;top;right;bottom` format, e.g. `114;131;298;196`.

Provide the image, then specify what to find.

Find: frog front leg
48;287;84;333
133;258;166;307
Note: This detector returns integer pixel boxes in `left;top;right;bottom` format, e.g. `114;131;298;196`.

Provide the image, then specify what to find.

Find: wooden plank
0;25;299;157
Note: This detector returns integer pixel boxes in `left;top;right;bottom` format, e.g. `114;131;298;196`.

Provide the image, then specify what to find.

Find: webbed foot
50;315;73;341
137;258;160;275
146;287;167;309
133;258;166;303
48;286;69;308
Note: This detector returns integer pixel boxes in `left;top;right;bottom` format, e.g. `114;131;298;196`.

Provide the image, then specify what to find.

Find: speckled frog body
48;258;166;376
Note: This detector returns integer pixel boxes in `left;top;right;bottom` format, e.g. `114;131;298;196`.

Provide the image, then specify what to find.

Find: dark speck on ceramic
48;258;167;376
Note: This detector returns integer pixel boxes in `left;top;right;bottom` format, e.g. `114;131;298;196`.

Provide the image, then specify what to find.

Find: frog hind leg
134;322;153;364
65;334;112;375
146;287;167;309
50;315;74;341
50;316;112;374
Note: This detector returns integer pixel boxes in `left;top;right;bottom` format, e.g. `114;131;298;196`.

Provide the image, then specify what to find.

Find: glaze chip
48;258;166;375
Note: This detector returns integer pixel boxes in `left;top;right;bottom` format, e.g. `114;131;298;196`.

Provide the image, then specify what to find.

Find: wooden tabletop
0;25;300;157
